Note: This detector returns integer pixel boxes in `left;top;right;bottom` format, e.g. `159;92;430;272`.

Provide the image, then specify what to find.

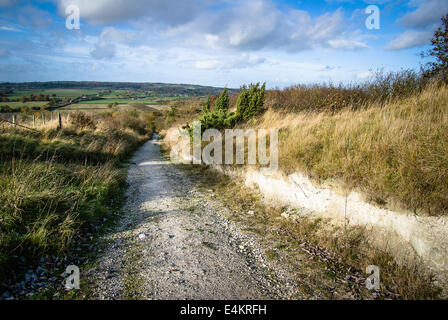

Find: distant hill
0;81;238;97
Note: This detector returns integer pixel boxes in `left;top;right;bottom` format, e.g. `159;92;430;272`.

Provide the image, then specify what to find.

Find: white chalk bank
214;165;448;286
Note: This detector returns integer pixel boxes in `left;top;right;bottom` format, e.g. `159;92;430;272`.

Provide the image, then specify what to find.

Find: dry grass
251;83;448;216
181;164;441;299
0;110;154;282
266;70;426;113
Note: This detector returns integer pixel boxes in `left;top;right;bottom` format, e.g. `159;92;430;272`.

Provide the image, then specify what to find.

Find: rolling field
0;101;48;107
5;89;102;99
78;99;158;105
1;89;187;113
59;103;166;112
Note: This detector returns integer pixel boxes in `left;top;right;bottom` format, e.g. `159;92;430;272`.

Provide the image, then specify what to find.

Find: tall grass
266;70;428;113
254;82;448;216
0;110;154;281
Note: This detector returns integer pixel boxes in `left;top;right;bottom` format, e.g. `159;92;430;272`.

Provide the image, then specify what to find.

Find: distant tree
214;88;229;111
422;13;448;81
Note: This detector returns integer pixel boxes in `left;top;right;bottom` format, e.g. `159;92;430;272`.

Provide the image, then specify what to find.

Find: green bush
236;83;266;121
198;108;237;131
0;105;12;113
189;85;267;135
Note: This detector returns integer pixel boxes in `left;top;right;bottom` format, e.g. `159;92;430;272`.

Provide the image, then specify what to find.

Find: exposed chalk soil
88;136;305;300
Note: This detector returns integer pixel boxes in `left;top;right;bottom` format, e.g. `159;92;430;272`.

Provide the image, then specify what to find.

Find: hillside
0;82;238;97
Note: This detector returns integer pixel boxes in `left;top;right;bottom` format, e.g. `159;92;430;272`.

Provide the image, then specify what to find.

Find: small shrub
236;83;266;121
69;112;97;130
0;105;12;113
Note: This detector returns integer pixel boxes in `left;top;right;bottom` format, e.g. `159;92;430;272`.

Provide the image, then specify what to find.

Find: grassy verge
0;110;154;297
179;164;441;299
248;83;448;216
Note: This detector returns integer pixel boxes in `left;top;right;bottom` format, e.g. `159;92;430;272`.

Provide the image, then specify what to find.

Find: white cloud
170;2;361;53
195;59;221;70
99;27;141;45
90;41;116;60
0;25;22;32
386;29;433;50
356;70;374;80
387;0;446;51
328;39;368;49
55;0;365;54
398;0;448;28
55;0;220;26
195;54;266;70
89;27;142;60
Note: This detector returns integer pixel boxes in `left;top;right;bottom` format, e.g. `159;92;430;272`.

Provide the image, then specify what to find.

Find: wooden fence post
12;114;16;127
33;114;36;127
43;113;46;125
58;112;62;129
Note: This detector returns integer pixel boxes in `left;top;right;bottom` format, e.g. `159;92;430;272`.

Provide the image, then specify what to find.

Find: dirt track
89;136;300;300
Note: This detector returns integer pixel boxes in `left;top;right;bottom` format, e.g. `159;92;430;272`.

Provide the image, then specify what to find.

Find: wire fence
0;112;66;132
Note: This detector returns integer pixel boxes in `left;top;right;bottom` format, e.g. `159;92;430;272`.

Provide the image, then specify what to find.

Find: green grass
6;89;100;98
59;104;111;111
0;101;49;109
0;110;154;286
79;99;157;105
78;97;185;105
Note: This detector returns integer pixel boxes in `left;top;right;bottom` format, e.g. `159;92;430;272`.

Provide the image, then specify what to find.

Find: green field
0;101;48;110
79;99;158;105
1;86;194;114
59;103;166;113
5;89;102;99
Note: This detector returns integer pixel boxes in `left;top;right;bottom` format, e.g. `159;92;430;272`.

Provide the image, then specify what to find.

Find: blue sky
0;0;446;88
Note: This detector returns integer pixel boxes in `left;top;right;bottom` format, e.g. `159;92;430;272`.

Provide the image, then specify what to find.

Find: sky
0;0;446;88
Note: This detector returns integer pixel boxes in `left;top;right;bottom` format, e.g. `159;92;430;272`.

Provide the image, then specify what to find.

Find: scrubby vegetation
0;110;154;283
173;20;448;216
183;165;441;299
176;67;448;216
252;82;448;216
265;69;426;113
188;83;266;134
